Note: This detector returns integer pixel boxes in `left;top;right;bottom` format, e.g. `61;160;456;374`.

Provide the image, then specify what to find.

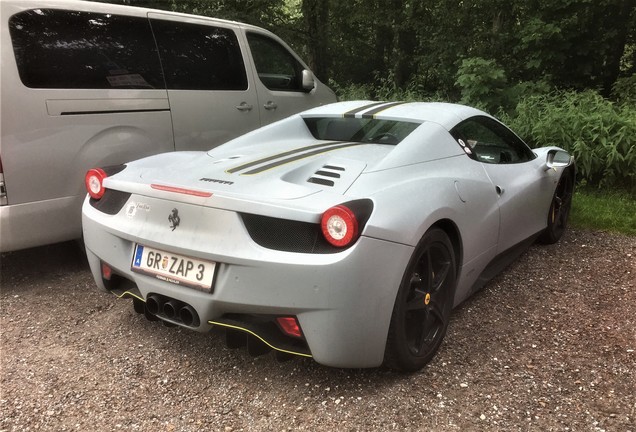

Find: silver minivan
0;0;336;252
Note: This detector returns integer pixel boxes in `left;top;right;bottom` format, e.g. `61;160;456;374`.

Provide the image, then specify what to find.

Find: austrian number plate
131;244;215;292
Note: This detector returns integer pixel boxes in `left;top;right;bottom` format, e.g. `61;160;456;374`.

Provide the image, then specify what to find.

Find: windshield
304;117;420;145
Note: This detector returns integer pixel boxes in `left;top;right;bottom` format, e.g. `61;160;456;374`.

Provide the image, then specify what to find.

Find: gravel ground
1;229;634;431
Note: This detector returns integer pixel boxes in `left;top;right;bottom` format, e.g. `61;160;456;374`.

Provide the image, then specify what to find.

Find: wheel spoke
406;308;435;356
405;309;426;350
406;294;427;311
426;251;434;290
414;320;431;355
406;273;427;311
428;299;445;324
431;260;451;293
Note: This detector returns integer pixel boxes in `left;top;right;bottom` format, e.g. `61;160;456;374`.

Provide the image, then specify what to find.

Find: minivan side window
151;20;247;91
9;9;164;89
246;33;305;92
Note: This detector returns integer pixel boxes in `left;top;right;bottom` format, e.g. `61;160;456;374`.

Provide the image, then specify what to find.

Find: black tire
384;228;457;372
538;170;574;244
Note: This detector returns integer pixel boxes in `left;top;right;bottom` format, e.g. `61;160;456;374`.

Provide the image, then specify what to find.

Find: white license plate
131;244;215;292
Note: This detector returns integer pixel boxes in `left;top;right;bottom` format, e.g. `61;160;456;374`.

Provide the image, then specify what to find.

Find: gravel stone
1;229;634;431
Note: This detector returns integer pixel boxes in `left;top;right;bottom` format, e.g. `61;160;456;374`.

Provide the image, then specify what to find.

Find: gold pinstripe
111;290;145;302
240;142;363;175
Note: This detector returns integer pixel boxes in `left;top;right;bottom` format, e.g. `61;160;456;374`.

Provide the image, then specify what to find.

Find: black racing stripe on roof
242;142;366;175
343;101;389;118
226;141;346;174
360;101;406;118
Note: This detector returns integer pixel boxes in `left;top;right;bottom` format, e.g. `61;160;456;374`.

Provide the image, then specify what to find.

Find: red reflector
321;205;359;247
101;262;112;281
151;184;213;197
276;317;302;338
85;168;107;199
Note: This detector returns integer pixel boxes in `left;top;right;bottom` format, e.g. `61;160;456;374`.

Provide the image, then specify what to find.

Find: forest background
104;0;636;202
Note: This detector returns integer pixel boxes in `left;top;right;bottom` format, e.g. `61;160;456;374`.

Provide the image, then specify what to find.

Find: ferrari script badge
168;208;180;231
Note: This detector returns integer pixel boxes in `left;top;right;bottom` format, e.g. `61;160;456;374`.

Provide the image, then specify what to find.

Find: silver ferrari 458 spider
82;101;575;371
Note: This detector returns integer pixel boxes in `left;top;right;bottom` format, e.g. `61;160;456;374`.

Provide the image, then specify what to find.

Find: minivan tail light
85;168;108;199
0;156;7;206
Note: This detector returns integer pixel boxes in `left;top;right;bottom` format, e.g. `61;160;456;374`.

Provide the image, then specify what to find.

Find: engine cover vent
307;165;345;187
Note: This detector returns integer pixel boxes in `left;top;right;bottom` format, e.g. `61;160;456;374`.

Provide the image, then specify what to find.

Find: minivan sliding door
149;13;260;152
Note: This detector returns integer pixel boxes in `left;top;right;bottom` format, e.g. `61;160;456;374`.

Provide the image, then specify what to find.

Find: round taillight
321;205;359;247
85;168;107;199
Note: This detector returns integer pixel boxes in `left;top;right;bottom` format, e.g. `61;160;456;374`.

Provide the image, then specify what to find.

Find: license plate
131;244;215;292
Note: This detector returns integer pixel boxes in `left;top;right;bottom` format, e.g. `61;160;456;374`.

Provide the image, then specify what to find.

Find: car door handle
496;185;504;195
236;102;253;112
264;101;278;110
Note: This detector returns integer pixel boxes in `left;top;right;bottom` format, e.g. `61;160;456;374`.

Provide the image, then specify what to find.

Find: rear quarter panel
348;154;500;306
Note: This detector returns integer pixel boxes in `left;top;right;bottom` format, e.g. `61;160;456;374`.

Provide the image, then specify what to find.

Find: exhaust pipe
136;294;198;326
162;300;180;320
179;305;199;327
145;295;162;315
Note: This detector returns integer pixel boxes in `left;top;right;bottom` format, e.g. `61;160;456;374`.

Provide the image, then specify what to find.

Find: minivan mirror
545;150;572;171
302;69;316;92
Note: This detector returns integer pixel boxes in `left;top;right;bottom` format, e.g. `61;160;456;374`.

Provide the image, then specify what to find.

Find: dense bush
502;90;636;192
611;74;636;106
329;73;434;102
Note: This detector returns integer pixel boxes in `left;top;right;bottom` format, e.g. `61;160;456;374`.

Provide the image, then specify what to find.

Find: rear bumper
0;196;82;252
82;197;413;368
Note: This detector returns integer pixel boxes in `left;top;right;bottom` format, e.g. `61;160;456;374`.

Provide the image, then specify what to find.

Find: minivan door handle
263;101;278;110
235;102;253;112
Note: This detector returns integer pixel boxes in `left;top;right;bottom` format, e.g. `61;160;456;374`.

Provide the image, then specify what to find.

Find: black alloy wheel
384;228;457;372
538;171;574;244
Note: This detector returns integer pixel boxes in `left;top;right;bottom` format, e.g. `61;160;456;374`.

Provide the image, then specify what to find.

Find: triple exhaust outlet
143;294;200;327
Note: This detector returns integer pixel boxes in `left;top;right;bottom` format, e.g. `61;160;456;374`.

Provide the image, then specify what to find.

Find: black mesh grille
240;213;340;254
89;189;131;215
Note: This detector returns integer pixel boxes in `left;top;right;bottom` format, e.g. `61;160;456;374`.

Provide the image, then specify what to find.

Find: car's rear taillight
321;205;359;247
276;316;303;339
85;168;108;200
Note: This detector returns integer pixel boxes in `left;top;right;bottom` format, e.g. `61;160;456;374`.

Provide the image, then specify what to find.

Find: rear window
304;117;420;144
9;9;164;89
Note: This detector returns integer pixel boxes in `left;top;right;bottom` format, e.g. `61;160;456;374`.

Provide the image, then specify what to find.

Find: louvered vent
307;165;345;187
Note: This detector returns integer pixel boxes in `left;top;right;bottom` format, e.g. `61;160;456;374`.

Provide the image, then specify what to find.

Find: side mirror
301;69;316;93
544;150;572;171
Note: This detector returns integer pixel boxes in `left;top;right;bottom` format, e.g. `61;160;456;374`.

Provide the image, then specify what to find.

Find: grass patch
570;187;636;235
